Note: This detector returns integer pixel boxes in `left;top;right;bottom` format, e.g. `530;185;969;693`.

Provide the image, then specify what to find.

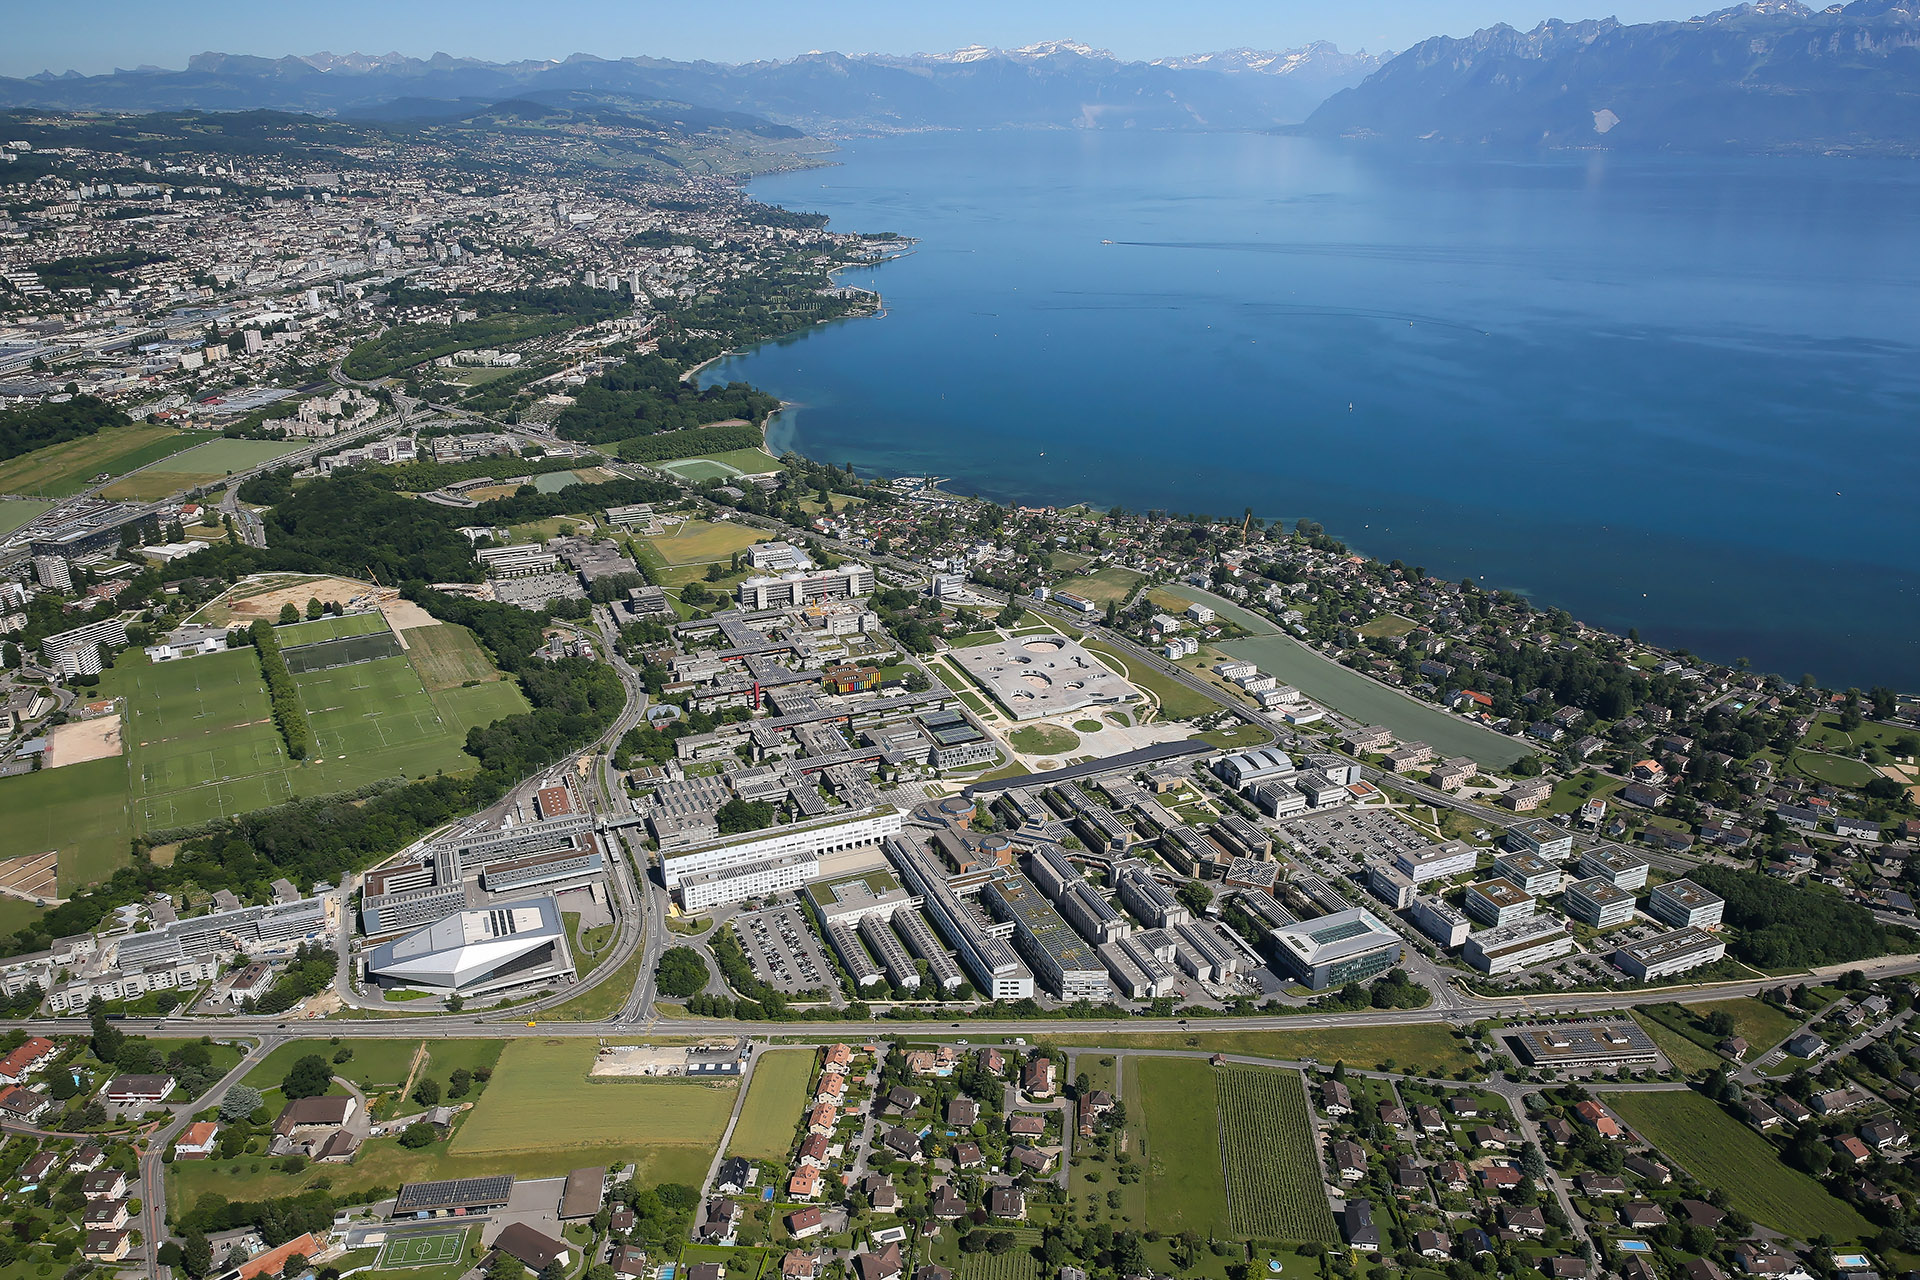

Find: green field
1008;724;1079;756
404;624;512;691
0;757;134;893
297;655;479;778
452;1039;737;1182
728;1048;814;1162
1080;638;1221;722
379;1230;470;1269
100;438;305;500
0;499;51;534
275;612;392;645
0;424;203;497
1606;1090;1873;1240
1789;750;1879;788
1130;1057;1230;1234
1689;998;1803;1053
1057;567;1145;607
1630;1013;1721;1076
643;519;769;565
659;448;782;481
1216;1067;1339;1243
1049;1025;1474;1075
1356;615;1418;640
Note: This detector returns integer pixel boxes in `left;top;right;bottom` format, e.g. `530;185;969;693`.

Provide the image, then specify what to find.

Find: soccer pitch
378;1229;469;1269
295;655;479;781
275;611;392;646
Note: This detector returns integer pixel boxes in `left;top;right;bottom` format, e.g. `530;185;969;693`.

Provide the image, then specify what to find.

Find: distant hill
0;42;1387;132
1302;1;1920;155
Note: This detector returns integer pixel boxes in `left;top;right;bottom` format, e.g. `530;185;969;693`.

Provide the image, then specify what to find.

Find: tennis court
377;1229;469;1269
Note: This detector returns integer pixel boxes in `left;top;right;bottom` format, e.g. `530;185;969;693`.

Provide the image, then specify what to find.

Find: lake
704;130;1920;690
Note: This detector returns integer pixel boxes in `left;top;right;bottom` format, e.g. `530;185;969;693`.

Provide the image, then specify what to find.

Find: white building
1647;879;1725;930
1394;840;1477;885
41;617;128;677
664;807;904;912
1563;877;1636;929
1611;927;1726;981
1463;918;1578;975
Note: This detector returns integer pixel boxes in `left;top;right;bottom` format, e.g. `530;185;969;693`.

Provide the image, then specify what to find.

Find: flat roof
1652;879;1722;908
1509;1020;1659;1065
1467;878;1533;909
395;1175;514;1214
1616;926;1722;963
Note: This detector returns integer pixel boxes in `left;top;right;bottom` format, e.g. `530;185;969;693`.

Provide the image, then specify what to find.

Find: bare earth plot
42;715;124;768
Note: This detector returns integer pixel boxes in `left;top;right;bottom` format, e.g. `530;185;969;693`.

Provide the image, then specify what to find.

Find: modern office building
1462;918;1577;975
1504;819;1575;861
1647;879;1725;930
1611;927;1727;981
1492;851;1562;896
1576;846;1650;891
1269;907;1402;991
1410;896;1471;948
736;565;876;610
1366;861;1415;911
1563;877;1636;928
1212;749;1295;789
664;807;903;911
1394;840;1477;886
1463;878;1536;928
365;897;574;997
980;872;1112;1002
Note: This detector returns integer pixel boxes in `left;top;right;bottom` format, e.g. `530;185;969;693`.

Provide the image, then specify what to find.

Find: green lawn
1080;638;1221;722
1356;615;1417;639
1789;750;1879;788
728;1048;814;1162
1606;1090;1873;1241
0;499;52;535
101;438;305;499
644;519;769;565
1689;997;1803;1053
0;755;133;893
1130;1057;1230;1234
1008;724;1079;756
274;611;392;645
659;447;781;476
540;946;643;1022
1630;1012;1722;1076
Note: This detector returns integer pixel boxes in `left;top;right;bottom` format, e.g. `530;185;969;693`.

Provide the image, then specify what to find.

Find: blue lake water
705;131;1920;689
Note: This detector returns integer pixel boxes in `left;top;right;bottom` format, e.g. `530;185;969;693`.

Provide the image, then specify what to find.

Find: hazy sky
4;0;1708;79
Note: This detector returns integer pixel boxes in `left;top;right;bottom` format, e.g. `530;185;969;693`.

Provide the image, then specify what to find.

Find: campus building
366;897;574;997
1647;879;1725;930
664;806;903;912
1563;877;1636;928
1611;927;1727;981
1269;907;1401;991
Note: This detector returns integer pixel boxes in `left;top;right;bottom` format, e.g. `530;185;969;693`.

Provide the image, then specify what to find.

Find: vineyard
1216;1067;1340;1243
954;1229;1044;1280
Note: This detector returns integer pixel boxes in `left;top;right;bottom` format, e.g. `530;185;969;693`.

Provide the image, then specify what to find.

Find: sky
2;0;1709;79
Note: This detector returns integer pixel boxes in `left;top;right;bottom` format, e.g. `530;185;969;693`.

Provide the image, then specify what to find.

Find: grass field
658;448;781;480
1008;724;1079;756
297;654;479;778
1058;567;1145;607
1130;1057;1230;1234
1630;1013;1721;1076
453;1039;736;1181
0;756;133;893
1049;1025;1474;1074
728;1048;813;1162
1789;750;1879;788
1606;1090;1873;1241
0;424;201;497
1689;997;1803;1053
0;499;51;534
275;611;391;645
1216;1067;1338;1243
100;439;306;501
379;1230;470;1269
1081;638;1222;722
1356;615;1418;640
644;519;769;565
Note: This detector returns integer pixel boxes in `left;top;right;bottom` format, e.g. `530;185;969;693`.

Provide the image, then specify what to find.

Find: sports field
0;425;201;497
404;624;508;691
296;655;479;779
379;1230;469;1269
1128;1056;1230;1234
276;611;392;645
658;448;782;482
1606;1090;1873;1240
452;1040;736;1183
727;1048;814;1162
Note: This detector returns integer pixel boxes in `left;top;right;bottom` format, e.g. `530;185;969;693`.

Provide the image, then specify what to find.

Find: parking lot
1283;808;1452;876
733;900;834;995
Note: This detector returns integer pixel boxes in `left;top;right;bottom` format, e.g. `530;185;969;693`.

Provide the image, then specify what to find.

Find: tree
181;1230;213;1280
218;1084;263;1121
1176;880;1214;915
715;797;774;836
277;602;300;625
448;1067;472;1099
306;596;324;619
413;1076;442;1108
399;1121;438;1149
903;667;932;693
1704;1009;1736;1039
657;947;709;998
281;1053;332;1100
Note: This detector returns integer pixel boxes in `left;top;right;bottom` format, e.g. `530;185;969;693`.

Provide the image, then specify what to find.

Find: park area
452;1039;737;1186
0;424;211;497
99;438;305;500
726;1048;814;1162
1606;1089;1872;1241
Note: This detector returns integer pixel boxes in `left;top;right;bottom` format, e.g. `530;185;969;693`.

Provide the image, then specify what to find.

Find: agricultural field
0;499;51;535
1057;567;1145;607
1606;1090;1873;1241
1128;1057;1231;1234
0;424;203;496
727;1048;814;1162
452;1040;736;1186
1216;1067;1339;1243
0;757;133;893
99;438;305;500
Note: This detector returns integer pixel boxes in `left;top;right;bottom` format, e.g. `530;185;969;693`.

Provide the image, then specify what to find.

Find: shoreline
710;184;1911;694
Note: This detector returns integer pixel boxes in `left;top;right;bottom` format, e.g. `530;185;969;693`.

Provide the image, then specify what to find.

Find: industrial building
1507;1020;1661;1070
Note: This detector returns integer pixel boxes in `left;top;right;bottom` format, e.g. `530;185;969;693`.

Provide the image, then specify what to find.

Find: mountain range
1302;1;1920;154
0;41;1386;134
